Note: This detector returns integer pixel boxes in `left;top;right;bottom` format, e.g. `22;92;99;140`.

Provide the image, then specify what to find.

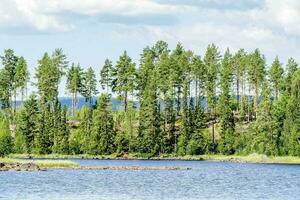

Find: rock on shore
0;162;41;171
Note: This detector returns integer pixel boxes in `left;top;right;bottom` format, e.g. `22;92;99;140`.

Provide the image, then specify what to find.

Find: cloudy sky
0;0;299;96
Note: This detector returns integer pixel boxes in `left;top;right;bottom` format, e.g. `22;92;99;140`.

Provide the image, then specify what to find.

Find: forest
0;41;299;157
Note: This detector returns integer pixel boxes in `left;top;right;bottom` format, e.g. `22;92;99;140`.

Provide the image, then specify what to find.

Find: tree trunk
124;90;128;112
236;76;240;112
195;79;198;108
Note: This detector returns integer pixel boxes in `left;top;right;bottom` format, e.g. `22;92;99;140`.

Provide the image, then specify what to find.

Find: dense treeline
0;41;299;157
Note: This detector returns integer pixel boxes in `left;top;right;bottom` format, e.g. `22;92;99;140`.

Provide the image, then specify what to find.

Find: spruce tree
0;118;12;157
18;94;39;153
91;94;115;155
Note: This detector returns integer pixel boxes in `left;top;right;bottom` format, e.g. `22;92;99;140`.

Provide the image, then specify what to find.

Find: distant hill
13;96;210;110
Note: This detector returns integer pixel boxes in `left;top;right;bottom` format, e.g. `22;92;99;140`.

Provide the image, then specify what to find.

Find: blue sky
0;0;299;97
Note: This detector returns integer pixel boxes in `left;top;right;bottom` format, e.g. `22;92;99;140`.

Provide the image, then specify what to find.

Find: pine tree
112;51;136;112
1;49;18;122
137;52;161;155
81;67;98;106
66;63;82;116
269;56;284;100
217;49;236;155
283;70;300;156
282;58;298;94
36;53;60;103
0;69;11;109
100;59;114;93
15;56;29;104
204;44;221;147
232;49;247;114
248;49;266;119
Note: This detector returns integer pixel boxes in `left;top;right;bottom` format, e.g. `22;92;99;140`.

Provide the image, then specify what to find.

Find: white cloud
0;0;194;32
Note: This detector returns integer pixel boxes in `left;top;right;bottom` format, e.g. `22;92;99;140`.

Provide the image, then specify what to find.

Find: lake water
1;159;299;200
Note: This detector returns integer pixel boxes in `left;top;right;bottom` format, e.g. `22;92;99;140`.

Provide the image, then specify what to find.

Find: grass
0;157;80;169
7;153;300;164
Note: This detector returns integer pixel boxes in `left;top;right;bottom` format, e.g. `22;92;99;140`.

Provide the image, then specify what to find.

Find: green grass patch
7;153;300;164
0;158;80;168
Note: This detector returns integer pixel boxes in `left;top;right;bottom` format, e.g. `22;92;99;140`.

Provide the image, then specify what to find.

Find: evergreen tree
282;58;298;94
18;94;39;153
1;49;18;121
35;53;60;103
81;67;98;106
0;69;11;109
269;56;284;100
35;104;53;154
100;59;114;93
217;49;235;155
90;94;115;155
0;118;12;157
248;49;266;119
283;70;300;156
66;63;83;116
204;44;221;147
137;52;161;155
15;56;29;104
52;101;69;154
112;51;136;112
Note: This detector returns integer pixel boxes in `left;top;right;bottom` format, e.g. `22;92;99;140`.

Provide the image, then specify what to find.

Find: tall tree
1;49;18;121
100;59;114;93
15;56;29;104
232;49;247;113
66;63;82;116
269;56;284;100
91;94;115;155
112;51;136;112
248;49;266;119
81;67;98;106
36;53;60;103
204;44;221;146
217;49;235;154
18;94;39;153
137;51;161;154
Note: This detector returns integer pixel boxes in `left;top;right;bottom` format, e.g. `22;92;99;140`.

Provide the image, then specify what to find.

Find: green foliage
269;56;284;99
18;94;39;153
0;43;299;158
100;59;114;92
90;94;115;155
112;51;136;112
81;67;97;105
0;118;12;157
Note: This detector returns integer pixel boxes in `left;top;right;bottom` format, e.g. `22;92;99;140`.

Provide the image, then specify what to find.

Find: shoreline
7;153;300;165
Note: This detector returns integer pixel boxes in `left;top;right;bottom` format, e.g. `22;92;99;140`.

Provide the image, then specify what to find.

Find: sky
0;0;299;97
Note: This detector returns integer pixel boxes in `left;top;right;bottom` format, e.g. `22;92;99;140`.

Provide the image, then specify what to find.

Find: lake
1;159;299;200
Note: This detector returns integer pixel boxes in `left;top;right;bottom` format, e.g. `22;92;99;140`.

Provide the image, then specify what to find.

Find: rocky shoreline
0;162;191;171
0;162;42;171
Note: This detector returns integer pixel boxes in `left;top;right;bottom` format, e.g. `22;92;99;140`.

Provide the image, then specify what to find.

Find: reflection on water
1;160;299;200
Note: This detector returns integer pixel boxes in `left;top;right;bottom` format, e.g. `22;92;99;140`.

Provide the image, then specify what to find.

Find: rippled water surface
1;159;299;200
